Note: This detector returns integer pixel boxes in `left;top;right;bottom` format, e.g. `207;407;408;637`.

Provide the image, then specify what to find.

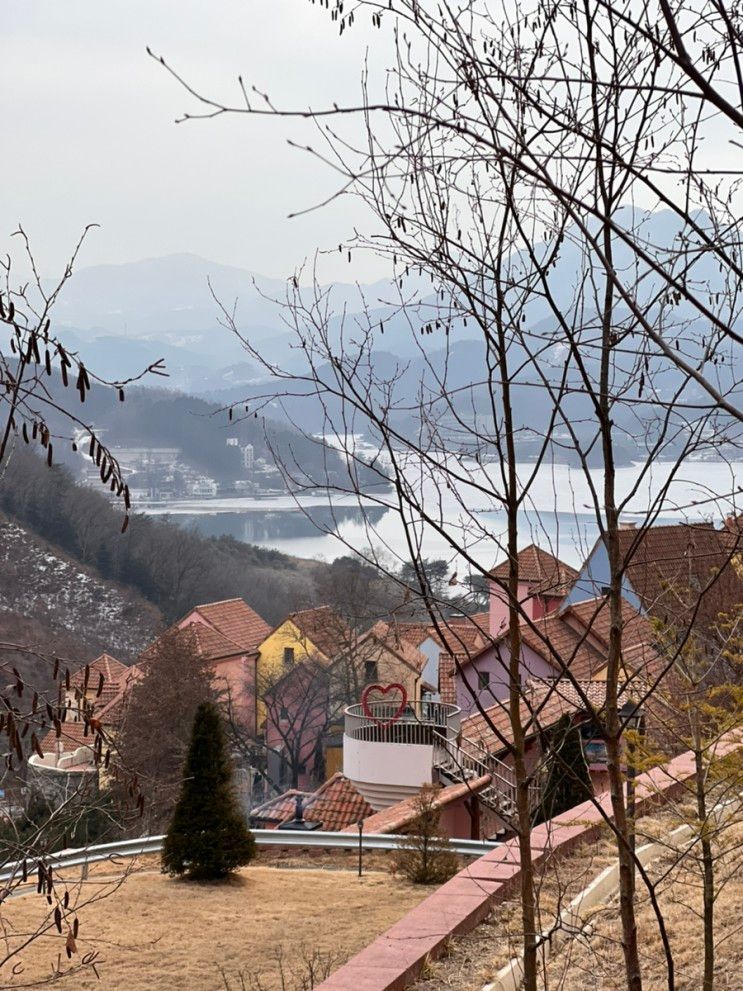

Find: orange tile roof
460;679;636;755
490;544;579;597
616;523;742;631
192;598;272;655
341;776;492;834
250;774;373;831
285;606;351;660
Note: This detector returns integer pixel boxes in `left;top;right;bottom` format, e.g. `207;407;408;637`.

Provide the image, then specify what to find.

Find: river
138;457;741;571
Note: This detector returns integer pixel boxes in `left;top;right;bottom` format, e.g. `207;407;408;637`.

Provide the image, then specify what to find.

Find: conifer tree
162;702;256;880
536;715;593;824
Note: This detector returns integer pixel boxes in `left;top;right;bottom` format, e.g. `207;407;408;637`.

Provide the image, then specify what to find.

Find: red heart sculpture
361;682;408;728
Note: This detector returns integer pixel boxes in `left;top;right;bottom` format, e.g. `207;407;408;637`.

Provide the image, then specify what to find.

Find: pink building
487;544;579;633
141;597;271;736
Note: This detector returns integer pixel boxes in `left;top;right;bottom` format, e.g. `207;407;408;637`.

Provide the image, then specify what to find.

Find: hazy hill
45;211;740;461
0;449;318;626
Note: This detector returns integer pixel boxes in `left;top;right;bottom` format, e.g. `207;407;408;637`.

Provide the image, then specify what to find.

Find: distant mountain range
52;252;437;393
50;210;741;465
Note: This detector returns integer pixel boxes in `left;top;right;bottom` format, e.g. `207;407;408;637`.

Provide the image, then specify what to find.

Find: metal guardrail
0;830;500;884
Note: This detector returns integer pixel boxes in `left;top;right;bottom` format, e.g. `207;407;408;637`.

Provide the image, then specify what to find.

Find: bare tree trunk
694;738;715;991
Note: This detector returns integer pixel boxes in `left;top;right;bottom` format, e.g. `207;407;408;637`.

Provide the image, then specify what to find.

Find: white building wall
343;736;434;810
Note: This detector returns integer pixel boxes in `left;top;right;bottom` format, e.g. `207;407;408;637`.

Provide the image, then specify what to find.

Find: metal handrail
344;700;461;744
433;730;543;815
0;830;500;886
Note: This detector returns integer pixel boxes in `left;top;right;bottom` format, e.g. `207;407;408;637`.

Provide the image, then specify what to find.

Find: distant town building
241;443;255;470
189;476;218;497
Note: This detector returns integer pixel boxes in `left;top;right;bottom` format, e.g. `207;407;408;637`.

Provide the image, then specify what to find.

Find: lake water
139;458;741;571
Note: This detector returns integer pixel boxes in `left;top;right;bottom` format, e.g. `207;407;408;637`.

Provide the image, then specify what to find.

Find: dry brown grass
545;821;743;991
412;833;621;990
0;863;427;990
412;802;743;991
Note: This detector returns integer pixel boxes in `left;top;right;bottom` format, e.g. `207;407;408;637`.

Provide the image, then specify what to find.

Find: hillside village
25;516;742;847
5;3;743;990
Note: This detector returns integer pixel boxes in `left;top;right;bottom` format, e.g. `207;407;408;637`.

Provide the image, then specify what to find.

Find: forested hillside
0;518;161;670
0;450;318;625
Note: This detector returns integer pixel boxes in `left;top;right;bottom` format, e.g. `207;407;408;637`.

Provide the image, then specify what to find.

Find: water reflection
175;504;387;547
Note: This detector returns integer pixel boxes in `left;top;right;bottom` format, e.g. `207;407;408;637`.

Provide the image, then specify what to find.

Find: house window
364;660;379;682
581;723;608;765
283;647;295;667
279;706;289;721
477;670;490;691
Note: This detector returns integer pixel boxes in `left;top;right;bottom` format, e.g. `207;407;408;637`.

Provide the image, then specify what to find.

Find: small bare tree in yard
153;1;743;988
219;945;341;991
115;626;218;832
393;784;460;885
645;604;743;991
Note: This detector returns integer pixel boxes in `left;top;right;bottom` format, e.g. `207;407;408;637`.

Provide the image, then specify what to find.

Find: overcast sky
1;1;386;281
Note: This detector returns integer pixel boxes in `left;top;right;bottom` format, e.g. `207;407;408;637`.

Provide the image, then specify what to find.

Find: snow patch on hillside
0;522;159;660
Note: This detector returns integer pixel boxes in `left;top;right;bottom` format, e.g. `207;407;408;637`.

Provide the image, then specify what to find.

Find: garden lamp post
357;819;364;878
619;699;646;889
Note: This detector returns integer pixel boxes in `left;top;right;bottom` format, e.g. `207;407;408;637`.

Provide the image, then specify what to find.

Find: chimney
277;793;322;831
618;521;637;530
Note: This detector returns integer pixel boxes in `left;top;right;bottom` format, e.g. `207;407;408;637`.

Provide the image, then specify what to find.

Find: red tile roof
301;772;374;831
284;606;351;661
140;598;271;666
564;597;663;677
250;789;309;827
490;544;579;597
362;622;429;675
460;678;636;755
192;598;272;655
40;718;98;756
250;773;373;831
519;609;607;681
96;663;144;727
439;651;458;706
42;658;144;756
68;653;129;708
341;776;492;834
616;523;742;631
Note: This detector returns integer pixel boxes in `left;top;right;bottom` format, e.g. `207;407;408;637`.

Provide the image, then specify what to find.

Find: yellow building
255;606;349;727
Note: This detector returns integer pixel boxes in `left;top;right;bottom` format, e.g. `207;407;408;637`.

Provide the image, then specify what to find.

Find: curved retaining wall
316;733;742;991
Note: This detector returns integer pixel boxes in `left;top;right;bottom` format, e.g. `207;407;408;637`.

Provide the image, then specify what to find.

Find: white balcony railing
344;700;461;746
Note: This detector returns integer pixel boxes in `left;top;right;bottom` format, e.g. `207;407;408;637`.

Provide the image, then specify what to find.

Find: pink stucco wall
455;639;554;716
489;578;562;632
178;612;256;735
214;655;256;736
439;798;477;840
